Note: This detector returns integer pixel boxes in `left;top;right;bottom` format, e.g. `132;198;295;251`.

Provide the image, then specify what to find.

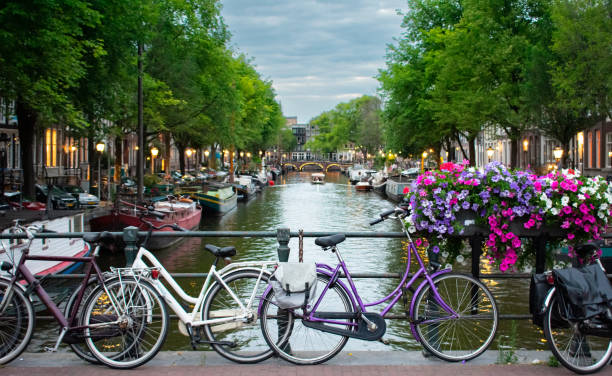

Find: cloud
221;0;405;122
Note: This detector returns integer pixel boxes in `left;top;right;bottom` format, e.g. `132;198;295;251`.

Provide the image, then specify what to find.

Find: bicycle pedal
43;346;56;353
378;337;390;345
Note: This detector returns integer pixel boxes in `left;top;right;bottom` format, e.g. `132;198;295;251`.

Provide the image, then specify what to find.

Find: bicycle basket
553;264;612;321
270;262;317;309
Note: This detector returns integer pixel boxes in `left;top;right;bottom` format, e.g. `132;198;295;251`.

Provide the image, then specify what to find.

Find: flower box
455;210;488;236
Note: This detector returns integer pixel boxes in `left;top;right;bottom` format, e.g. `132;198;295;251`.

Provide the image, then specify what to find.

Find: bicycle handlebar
369;207;407;226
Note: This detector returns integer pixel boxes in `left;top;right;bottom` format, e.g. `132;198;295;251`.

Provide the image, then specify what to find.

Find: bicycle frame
257;219;458;342
132;246;275;327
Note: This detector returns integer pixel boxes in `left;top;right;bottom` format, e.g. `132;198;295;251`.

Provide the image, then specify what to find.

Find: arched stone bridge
281;160;353;172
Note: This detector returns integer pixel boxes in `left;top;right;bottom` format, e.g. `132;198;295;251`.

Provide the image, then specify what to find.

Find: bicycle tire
543;291;612;374
412;273;498;361
63;278;100;364
201;269;273;363
0;278;35;365
81;277;169;369
260;272;355;365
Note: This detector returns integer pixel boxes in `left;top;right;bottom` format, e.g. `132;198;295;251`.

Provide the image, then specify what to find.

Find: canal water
33;171;545;355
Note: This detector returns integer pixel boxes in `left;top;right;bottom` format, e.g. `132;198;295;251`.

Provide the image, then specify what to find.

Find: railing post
469;235;483;280
277;227;291;262
535;235;547;274
123;226;139;266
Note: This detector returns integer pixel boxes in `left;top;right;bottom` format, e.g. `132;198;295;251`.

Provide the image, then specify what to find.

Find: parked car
35;184;77;209
61;185;99;208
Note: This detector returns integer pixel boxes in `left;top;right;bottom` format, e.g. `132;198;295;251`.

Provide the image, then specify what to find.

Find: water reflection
32;171;545;353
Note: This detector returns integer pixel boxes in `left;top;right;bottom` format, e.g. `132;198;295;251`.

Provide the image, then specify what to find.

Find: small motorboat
311;173;325;184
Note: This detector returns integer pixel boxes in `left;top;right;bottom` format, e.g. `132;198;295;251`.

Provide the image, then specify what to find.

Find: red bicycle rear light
151;269;160;279
546;274;554;284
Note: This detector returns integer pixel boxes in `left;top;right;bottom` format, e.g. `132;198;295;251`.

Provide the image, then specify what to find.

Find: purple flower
461;201;471;210
432;245;440;253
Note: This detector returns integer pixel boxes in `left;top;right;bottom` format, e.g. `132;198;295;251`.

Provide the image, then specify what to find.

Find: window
607;133;612;168
596;130;601;168
45;129;57;167
588;132;593;168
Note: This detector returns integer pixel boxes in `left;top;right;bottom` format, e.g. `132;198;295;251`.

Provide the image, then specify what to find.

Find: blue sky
220;0;407;123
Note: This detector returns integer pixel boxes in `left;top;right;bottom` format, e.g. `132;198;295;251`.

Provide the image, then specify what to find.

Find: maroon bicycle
0;220;168;369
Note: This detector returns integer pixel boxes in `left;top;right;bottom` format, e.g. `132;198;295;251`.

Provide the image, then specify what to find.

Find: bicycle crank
303;311;386;341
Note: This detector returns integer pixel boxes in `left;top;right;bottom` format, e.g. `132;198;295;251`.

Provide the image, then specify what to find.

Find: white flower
598;212;605;219
600;203;608;211
551;208;559;215
561;196;569;206
441;251;449;258
578;194;585;201
580;187;588;194
408;225;416;233
456;255;465;263
546;199;553;209
573;202;578;207
444;264;453;270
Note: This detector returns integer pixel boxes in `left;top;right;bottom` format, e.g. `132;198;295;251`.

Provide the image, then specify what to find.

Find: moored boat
90;198;202;250
189;182;237;215
232;175;258;202
0;211;89;276
355;180;373;191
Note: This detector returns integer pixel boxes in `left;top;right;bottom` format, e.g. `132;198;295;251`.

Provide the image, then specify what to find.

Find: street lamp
522;139;529;168
96;142;105;198
151;146;159;174
486;147;494;163
553;147;563;168
185;148;193;173
421;151;428;171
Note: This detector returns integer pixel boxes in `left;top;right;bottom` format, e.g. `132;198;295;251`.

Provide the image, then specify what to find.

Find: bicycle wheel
201;269;272;363
0;278;35;365
543;292;612;374
81;277;169;369
412;273;498;361
63;279;99;364
260;273;355;365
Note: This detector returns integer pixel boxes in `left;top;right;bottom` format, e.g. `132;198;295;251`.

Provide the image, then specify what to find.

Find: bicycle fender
542;286;556;311
408;268;453;342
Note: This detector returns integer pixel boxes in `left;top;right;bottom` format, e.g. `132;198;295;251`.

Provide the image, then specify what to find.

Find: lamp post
522;139;529;168
486;147;494;163
553;146;563;170
421;151;428;171
186;148;194;173
151;147;159;174
96;142;105;199
577;132;584;172
204;149;210;167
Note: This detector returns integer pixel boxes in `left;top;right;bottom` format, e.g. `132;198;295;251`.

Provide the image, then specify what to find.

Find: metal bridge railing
3;226;609;322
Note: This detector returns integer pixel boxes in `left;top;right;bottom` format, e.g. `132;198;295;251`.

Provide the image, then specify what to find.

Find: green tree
0;0;101;197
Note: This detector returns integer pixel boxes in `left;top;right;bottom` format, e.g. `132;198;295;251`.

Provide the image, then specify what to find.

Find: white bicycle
131;215;276;363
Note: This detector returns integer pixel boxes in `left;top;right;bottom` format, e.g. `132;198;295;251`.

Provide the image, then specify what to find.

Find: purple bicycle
259;206;499;365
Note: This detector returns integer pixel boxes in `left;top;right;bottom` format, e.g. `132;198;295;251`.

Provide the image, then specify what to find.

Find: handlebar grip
170;224;188;232
380;208;396;218
369;217;384;226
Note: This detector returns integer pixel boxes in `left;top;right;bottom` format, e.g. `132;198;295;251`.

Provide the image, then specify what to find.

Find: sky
220;0;407;124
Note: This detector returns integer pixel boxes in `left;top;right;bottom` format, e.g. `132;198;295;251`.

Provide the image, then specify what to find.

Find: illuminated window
596;130;601;168
588;132;593;168
45;129;57;167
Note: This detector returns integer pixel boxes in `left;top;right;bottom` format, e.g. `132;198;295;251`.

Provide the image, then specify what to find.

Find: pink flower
534;181;542;192
579;203;589;214
486;239;496;247
551;181;559;190
403;187;410;194
562;206;572;214
415;238;422;246
424;178;433;186
561;220;570;229
567;233;575;240
511;238;521;248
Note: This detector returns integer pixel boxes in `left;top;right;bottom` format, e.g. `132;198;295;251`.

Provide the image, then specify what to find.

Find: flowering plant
405;162;612;271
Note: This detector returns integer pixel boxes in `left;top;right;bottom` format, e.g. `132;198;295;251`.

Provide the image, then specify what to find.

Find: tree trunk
468;136;477;166
176;143;185;174
87;128;95;194
510;138;518;168
229;145;235;183
114;135;122;184
163;132;171;177
16;99;36;199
